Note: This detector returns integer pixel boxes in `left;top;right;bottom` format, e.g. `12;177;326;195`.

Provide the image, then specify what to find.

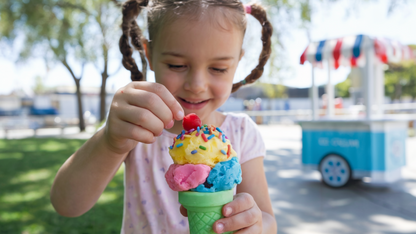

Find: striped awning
300;35;414;69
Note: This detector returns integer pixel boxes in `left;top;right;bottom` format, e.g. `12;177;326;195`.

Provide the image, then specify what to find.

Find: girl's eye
168;64;187;71
211;68;227;74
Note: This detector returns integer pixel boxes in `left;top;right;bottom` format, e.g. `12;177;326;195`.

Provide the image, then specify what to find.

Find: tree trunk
75;79;86;132
394;83;402;101
61;59;86;133
99;41;110;122
100;72;108;122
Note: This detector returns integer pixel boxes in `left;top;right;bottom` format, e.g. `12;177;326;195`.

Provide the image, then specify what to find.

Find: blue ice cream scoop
192;157;242;192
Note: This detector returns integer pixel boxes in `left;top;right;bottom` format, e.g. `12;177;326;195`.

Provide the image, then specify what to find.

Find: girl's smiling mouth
178;97;210;110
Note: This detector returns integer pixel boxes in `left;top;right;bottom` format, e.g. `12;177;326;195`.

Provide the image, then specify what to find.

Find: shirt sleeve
239;115;266;165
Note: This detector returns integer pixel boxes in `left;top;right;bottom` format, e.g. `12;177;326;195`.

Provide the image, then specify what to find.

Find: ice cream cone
179;189;234;234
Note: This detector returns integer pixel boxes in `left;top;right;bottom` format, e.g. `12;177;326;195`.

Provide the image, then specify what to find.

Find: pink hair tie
245;5;251;14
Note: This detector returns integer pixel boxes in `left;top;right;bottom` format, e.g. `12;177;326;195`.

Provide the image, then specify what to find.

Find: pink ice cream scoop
165;164;211;191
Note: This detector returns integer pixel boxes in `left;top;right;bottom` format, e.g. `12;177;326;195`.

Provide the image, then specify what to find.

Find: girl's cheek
156;70;182;87
212;79;233;98
156;72;183;94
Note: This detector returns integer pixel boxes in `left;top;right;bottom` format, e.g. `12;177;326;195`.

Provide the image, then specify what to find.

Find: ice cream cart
298;35;414;188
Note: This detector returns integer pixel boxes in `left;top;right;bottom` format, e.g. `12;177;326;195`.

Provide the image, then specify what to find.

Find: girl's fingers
117;105;165;137
222;193;255;218
130;82;184;121
233;224;262;234
213;207;259;233
113;120;155;144
179;205;188;217
127;89;174;129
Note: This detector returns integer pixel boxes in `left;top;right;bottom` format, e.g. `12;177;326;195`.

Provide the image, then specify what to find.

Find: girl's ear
142;39;153;71
239;49;245;61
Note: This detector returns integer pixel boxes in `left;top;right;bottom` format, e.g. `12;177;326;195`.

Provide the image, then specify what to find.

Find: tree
0;0;90;131
334;55;416;101
258;82;287;98
263;0;408;85
33;75;47;95
2;0;410;127
385;59;416;102
335;77;351;98
89;0;124;122
1;0;141;124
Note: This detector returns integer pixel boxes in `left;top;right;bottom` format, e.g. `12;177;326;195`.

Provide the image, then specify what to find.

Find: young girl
51;0;276;233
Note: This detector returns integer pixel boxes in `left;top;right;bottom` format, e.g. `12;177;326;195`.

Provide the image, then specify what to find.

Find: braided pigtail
119;0;149;81
231;3;273;93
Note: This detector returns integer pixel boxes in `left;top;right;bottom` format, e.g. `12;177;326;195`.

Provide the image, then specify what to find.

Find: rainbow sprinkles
169;125;232;160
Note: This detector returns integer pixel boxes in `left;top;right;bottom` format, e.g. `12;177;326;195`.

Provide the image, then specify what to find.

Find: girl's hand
104;82;184;155
213;193;263;233
180;193;263;234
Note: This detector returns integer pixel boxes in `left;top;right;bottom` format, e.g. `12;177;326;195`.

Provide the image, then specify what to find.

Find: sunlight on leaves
0;152;23;160
21;143;38;152
108;180;118;189
1;190;45;203
22;223;45;234
116;164;125;175
40;141;68;151
43;203;56;212
0;211;32;222
10;168;52;184
97;192;118;204
0;138;123;232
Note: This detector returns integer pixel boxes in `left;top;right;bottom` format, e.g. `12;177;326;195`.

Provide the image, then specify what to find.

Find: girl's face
146;14;244;125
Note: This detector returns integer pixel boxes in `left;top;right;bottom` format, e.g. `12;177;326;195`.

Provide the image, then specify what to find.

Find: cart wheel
319;154;351;188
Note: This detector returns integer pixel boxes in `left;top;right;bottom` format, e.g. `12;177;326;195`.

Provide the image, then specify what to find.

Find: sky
1;0;416;95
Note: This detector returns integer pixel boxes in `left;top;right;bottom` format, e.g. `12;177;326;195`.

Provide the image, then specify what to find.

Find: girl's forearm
50;128;128;217
262;211;278;234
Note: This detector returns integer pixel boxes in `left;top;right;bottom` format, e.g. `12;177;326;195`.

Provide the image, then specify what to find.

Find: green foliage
334;59;416;101
0;0;85;61
335;77;351;98
0;0;120;64
257;82;287;98
0;138;124;234
300;1;312;23
262;0;408;84
0;0;122;131
33;75;46;94
385;57;416;101
262;0;315;83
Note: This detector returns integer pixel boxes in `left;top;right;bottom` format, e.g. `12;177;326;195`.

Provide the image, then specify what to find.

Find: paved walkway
259;124;416;234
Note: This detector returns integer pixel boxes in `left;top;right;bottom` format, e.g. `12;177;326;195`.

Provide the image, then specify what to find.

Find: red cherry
182;113;202;131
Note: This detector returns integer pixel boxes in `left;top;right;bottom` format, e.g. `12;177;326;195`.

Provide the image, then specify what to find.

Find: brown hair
119;0;273;92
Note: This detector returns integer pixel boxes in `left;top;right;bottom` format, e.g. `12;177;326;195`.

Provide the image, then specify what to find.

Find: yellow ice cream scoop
169;125;237;168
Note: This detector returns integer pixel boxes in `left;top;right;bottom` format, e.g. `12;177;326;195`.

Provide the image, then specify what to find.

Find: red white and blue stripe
300;35;414;69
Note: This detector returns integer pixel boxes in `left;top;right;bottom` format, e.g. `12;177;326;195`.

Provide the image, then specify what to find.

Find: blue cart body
299;120;407;183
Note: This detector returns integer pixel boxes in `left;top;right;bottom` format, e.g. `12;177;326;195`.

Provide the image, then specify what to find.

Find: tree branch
62;57;80;82
56;1;89;14
110;0;123;7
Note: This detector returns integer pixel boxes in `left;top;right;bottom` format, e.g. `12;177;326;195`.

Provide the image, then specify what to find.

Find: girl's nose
183;69;207;94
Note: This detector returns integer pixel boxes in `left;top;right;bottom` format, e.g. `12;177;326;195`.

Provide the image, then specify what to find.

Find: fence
232;103;416;124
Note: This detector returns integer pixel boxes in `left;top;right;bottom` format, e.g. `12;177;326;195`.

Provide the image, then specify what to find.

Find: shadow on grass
0;138;124;234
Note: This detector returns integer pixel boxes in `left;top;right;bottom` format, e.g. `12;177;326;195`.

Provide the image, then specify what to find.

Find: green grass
0;138;124;234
